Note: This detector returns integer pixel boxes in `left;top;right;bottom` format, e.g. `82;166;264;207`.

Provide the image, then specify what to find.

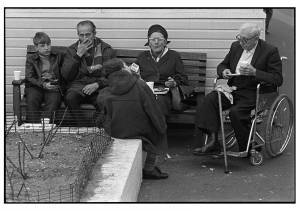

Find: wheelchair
212;58;294;173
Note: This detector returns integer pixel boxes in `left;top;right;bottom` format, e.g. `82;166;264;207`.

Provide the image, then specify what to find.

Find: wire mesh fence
5;110;113;202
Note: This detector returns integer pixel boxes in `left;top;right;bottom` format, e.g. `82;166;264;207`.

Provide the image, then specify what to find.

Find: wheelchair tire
265;94;294;157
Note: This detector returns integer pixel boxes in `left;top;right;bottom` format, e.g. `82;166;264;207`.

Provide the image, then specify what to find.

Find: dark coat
25;50;65;93
62;37;115;94
217;39;283;93
136;49;188;86
97;70;168;154
136;49;188;115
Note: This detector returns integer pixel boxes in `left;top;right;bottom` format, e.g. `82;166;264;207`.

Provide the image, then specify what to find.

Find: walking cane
217;91;229;173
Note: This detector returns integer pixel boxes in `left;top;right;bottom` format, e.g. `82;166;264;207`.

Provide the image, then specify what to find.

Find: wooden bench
12;45;206;125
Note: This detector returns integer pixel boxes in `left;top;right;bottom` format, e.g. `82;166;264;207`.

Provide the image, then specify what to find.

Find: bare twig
42;117;46;144
5;167;15;200
38;107;68;158
5;120;17;138
22;141;26;176
17;133;35;159
18;142;23;176
6;156;24;179
16;183;30;200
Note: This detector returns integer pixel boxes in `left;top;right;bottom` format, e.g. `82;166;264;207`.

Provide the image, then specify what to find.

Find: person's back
97;58;169;179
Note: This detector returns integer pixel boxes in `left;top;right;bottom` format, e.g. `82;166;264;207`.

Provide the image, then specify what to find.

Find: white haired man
193;23;283;155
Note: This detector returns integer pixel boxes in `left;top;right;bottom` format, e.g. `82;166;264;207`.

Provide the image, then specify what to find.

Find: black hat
144;24;171;46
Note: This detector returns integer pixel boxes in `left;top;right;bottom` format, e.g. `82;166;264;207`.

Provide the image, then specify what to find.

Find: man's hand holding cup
239;61;256;76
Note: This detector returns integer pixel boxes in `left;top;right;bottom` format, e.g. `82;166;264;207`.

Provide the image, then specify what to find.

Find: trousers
25;86;62;123
195;90;256;151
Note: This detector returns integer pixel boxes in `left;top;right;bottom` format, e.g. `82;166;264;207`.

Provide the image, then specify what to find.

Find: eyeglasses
78;32;93;38
149;37;165;42
236;34;258;44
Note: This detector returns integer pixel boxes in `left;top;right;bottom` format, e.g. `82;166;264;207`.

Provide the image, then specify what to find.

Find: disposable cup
14;71;21;80
146;81;154;91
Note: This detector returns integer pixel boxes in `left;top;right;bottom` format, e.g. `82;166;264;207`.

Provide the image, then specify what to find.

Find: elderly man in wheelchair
193;23;293;167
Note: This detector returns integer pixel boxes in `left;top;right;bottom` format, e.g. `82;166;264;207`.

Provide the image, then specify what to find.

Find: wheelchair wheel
265;94;294;157
249;149;264;166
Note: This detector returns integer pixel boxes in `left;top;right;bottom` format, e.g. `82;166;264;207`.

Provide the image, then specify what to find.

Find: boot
193;132;221;156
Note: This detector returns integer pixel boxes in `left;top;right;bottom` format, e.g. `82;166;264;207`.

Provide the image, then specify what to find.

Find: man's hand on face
239;64;256;76
82;82;99;95
77;38;93;57
222;69;232;79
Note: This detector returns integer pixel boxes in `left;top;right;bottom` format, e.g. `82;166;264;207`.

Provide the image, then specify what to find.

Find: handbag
170;85;194;111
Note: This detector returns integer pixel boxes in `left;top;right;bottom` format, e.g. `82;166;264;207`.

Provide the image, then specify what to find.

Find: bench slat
115;49;142;57
178;52;206;61
27;45;67;53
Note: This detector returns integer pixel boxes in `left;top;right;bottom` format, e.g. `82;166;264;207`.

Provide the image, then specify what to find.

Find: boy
25;32;64;123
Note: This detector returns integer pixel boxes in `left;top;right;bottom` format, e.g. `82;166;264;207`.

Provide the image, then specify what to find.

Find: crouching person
25;32;63;123
97;58;169;179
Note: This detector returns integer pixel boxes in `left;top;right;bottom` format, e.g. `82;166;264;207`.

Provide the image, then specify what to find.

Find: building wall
5;8;265;113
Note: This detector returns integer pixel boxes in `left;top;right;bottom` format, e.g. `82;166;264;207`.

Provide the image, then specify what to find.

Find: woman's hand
165;77;177;88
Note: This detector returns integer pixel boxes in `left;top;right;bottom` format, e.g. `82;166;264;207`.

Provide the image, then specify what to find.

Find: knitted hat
144;24;171;46
103;58;124;77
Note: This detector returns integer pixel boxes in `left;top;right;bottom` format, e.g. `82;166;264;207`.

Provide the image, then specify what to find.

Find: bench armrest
12;79;26;86
12;79;25;119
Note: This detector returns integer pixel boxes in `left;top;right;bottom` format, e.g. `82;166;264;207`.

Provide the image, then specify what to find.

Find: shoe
143;166;169;180
193;133;220;156
193;146;221;156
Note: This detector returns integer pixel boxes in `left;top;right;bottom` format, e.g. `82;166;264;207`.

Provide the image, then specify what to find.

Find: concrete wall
5;8;265;113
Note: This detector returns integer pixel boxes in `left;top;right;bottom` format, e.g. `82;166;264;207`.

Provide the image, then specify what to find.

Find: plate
153;87;169;95
227;73;241;76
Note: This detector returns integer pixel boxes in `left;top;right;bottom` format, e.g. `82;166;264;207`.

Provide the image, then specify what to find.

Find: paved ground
138;9;295;202
138;125;294;202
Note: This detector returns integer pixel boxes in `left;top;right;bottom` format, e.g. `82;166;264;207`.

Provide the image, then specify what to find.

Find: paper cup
14;71;21;80
146;81;154;91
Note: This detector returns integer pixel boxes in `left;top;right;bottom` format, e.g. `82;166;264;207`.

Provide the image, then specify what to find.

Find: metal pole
217;91;229;173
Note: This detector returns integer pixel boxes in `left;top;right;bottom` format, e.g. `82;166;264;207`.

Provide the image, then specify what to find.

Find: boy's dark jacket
97;70;168;154
25;49;66;93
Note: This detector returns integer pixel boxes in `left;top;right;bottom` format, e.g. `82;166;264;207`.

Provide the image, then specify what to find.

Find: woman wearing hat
97;58;169;179
136;24;188;116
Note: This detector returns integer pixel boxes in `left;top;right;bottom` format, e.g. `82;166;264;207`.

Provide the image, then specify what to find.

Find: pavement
138;125;294;202
138;9;295;202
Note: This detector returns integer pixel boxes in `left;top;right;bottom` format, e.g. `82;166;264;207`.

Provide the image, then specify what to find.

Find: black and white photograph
2;2;296;206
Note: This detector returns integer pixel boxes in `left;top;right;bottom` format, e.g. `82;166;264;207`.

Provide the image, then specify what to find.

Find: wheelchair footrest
221;151;248;157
